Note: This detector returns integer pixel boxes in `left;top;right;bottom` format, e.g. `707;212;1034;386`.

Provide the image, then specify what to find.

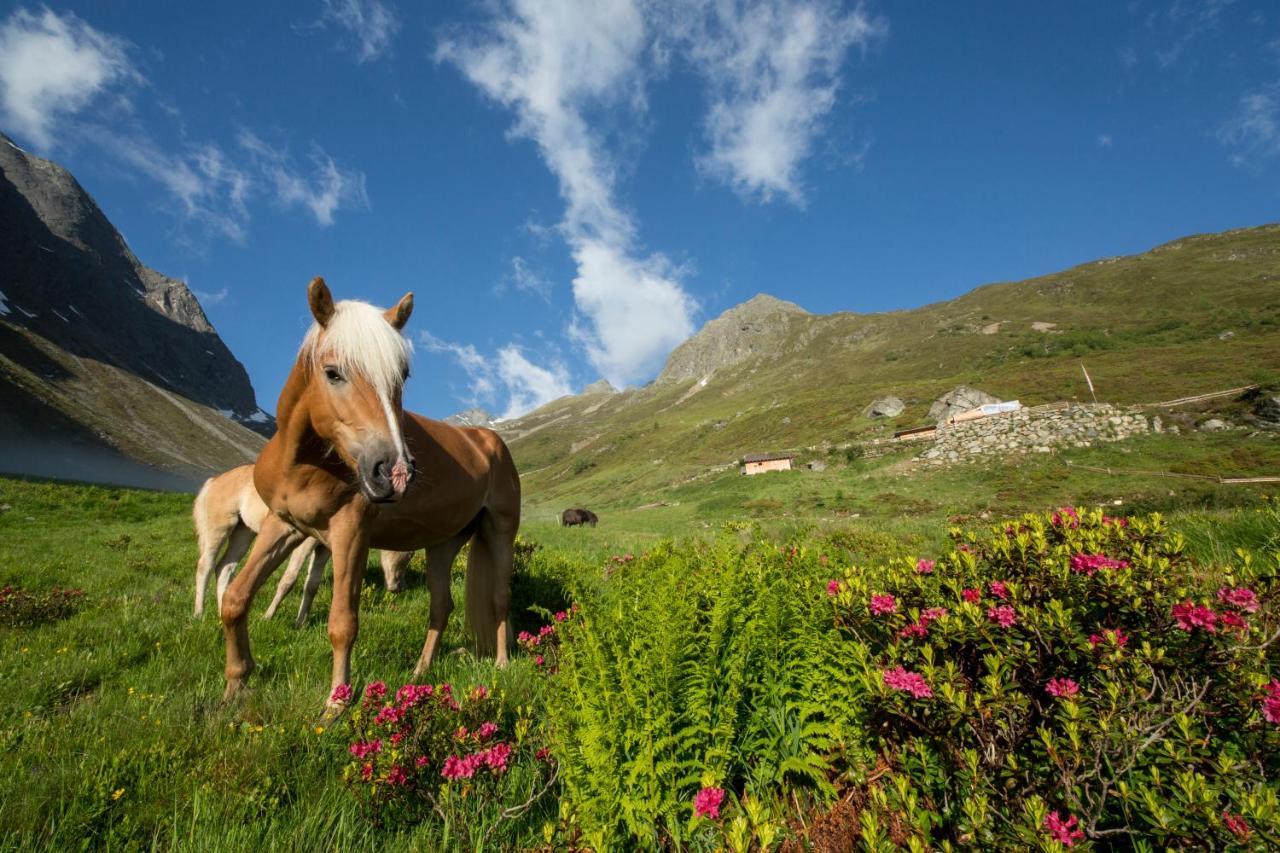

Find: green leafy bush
825;506;1280;848
544;538;836;849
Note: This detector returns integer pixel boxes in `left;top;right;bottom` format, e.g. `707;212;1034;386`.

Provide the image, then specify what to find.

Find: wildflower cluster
339;679;552;824
516;605;578;672
0;584;85;627
825;506;1279;848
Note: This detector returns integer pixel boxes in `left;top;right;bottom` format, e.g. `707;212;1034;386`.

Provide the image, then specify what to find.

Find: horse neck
272;359;324;466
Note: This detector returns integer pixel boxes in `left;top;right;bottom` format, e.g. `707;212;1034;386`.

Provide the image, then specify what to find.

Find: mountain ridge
0;132;270;488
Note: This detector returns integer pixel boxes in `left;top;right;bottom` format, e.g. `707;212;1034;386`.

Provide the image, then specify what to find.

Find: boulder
1252;392;1280;427
865;396;905;418
1200;418;1228;432
929;385;1000;424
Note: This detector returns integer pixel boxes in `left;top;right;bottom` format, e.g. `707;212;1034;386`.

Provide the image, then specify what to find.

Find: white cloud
0;8;137;148
437;0;696;388
495;345;573;417
88;127;253;243
1097;133;1113;148
1220;84;1280;161
419;330;571;418
438;1;884;386
684;0;886;205
317;0;401;64
238;130;369;226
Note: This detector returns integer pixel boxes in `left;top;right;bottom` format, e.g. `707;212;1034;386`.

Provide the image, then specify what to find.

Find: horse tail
465;517;499;658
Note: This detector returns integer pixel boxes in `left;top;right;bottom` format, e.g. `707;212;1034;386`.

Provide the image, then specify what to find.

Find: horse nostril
373;460;387;481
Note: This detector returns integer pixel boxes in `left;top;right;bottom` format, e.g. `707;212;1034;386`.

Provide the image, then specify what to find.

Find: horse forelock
298;300;413;402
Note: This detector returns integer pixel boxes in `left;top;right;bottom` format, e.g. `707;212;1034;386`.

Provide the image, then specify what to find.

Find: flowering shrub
339;680;554;831
825;507;1280;848
0;584;85;627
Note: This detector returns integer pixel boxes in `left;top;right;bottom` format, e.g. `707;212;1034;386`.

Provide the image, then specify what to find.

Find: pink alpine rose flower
987;604;1017;629
869;593;897;616
1044;811;1084;846
1262;680;1280;725
1045;677;1080;698
916;558;935;575
1217;587;1260;613
826;579;840;596
1171;601;1218;633
1223;811;1251;842
330;683;352;704
693;786;727;819
883;666;933;699
961;588;981;603
989;581;1010;600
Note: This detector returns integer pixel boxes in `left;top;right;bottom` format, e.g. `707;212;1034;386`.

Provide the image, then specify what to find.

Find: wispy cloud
238;130;368;226
193;286;230;305
438;0;697;388
496;256;553;301
86;126;254;243
1097;133;1114;148
419;330;570;418
1219;83;1280;163
683;0;886;205
314;0;401;64
0;7;137;148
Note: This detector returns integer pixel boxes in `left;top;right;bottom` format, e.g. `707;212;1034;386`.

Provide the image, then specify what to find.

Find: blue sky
1;1;1278;421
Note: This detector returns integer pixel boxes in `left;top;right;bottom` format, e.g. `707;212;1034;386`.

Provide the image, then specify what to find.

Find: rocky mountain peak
443;407;498;428
656;292;810;384
583;379;619;395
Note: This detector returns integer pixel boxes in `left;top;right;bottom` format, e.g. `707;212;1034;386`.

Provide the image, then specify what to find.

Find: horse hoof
319;700;348;725
222;679;250;703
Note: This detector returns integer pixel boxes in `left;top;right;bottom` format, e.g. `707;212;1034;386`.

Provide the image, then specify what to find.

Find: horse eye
324;366;344;383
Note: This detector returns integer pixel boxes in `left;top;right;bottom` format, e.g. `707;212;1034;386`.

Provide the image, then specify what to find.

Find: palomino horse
219;278;521;712
193;464;413;626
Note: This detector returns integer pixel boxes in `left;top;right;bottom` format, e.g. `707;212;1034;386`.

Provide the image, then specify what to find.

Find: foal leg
221;516;303;700
296;545;331;628
194;522;233;618
262;538;311;620
214;525;254;615
412;536;466;678
380;549;413;593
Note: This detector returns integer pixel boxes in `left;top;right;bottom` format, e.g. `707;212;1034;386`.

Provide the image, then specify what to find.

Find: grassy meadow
1;420;1278;849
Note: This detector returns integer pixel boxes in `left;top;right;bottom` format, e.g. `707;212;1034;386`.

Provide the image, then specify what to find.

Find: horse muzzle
359;451;416;503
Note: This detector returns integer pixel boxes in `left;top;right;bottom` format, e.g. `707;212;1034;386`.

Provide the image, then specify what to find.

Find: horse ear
308;277;336;327
384;292;413;330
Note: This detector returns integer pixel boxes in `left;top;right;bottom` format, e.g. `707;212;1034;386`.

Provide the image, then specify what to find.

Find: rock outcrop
443;407;498;428
865;396;905;418
929;385;1000;424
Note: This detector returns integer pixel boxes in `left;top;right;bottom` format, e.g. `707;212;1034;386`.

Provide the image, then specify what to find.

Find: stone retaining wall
917;403;1152;465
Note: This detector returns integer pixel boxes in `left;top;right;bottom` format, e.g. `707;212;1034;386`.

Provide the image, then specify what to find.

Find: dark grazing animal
561;508;599;527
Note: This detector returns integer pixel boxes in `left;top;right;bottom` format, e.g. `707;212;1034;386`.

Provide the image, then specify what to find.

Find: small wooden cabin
741;452;797;476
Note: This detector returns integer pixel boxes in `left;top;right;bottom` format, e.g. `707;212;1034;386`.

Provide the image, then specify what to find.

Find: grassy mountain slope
503;223;1280;510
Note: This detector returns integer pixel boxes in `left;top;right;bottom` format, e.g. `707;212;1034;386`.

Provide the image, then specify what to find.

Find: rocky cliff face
656;294;809;384
0;133;270;487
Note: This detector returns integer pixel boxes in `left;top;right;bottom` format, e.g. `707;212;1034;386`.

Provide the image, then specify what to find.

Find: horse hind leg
466;512;517;667
412;536;467;679
296;545;331;628
213;525;254;616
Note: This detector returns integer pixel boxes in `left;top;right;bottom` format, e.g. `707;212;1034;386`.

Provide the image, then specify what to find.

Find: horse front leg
221;516;303;700
324;519;369;715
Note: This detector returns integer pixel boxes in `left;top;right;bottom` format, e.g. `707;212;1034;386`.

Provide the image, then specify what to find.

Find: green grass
1;444;1276;847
